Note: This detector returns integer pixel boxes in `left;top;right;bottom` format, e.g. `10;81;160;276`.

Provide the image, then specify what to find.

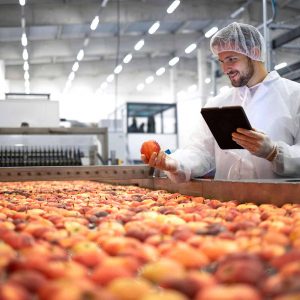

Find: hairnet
210;22;266;62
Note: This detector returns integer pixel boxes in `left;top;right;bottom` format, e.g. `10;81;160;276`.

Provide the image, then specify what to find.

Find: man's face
218;51;254;87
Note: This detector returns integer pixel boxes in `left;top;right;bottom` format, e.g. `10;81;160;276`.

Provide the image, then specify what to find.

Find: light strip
169;56;180;66
77;49;84;61
107;74;114;82
167;0;180;14
145;76;154;84
136;83;145;91
90;16;99;31
24;71;30;80
134;39;145;51
185;43;197;54
123;53;133;64
156;67;166;76
114;64;123;74
72;62;79;72
148;21;160;35
274;62;287;70
21;33;28;47
19;0;26;6
205;26;218;38
23;61;29;71
22;48;28;60
68;72;75;81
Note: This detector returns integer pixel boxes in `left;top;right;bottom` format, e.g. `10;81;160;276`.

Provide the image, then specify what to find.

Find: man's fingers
236;128;264;139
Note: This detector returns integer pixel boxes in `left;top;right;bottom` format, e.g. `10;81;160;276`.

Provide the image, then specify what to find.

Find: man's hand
141;151;178;173
232;128;276;160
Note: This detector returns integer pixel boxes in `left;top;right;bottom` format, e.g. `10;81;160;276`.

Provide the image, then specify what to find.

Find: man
141;22;300;182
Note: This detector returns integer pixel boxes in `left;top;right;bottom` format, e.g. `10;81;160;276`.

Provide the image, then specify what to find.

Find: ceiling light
83;38;90;47
204;77;211;84
136;83;145;91
68;72;75;81
72;62;79;72
185;43;197;54
145;76;154;84
23;61;29;71
19;0;26;6
123;53;133;64
188;84;197;93
77;49;84;61
230;6;245;19
107;74;114;82
21;33;28;47
148;21;160;35
25;87;30;94
24;71;30;80
167;0;180;14
205;26;218;38
22;48;28;60
274;62;287;70
101;0;109;7
21;17;25;29
65;81;72;90
114;64;123;74
156;67;166;76
24;80;30;89
90;16;99;31
134;39;145;51
100;82;108;90
169;57;180;66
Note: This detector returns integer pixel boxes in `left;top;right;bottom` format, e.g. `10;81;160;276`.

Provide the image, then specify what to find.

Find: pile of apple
0;180;300;300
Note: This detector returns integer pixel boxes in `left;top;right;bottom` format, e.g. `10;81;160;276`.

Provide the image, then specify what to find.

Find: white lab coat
168;71;300;182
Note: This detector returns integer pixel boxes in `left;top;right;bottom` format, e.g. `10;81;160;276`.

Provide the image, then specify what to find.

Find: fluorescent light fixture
167;0;180;14
24;80;30;89
19;0;26;6
100;82;108;90
230;6;245;19
169;56;180;66
65;80;72;90
188;84;197;93
145;76;154;84
72;62;79;72
114;64;123;74
77;49;84;61
107;74;114;82
21;17;25;29
24;71;29;80
134;39;144;51
21;33;28;47
123;53;133;64
205;26;218;38
136;83;145;91
148;21;160;35
274;62;287;70
101;0;109;7
90;16;99;31
68;72;75;81
25;87;30;94
204;77;211;84
185;43;197;54
23;61;29;71
22;48;28;60
156;67;166;76
83;38;90;47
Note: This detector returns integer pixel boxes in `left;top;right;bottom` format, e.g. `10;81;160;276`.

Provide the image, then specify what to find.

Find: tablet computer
201;106;252;149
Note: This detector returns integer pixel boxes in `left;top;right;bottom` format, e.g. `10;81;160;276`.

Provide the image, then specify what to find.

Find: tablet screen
201;106;252;149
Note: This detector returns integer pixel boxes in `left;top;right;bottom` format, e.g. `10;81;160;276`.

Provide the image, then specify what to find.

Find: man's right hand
141;151;178;173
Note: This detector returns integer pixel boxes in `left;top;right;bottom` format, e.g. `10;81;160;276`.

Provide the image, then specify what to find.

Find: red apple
140;140;161;160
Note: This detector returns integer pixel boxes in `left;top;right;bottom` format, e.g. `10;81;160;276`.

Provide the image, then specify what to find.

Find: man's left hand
232;128;275;159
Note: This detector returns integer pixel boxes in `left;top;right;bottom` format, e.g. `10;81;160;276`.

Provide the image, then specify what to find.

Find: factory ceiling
0;0;299;96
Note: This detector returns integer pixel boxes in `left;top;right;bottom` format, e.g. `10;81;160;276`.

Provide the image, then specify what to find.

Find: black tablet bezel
201;106;252;149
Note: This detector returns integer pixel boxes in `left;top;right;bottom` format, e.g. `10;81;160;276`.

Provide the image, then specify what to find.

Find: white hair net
210;22;266;62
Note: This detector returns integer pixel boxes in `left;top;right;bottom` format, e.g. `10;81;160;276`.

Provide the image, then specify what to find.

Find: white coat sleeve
272;109;300;177
165;115;216;183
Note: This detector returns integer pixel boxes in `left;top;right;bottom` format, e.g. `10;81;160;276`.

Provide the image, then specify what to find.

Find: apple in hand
140;140;161;161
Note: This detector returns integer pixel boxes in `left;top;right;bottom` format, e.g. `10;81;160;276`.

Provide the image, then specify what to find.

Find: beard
227;58;254;87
